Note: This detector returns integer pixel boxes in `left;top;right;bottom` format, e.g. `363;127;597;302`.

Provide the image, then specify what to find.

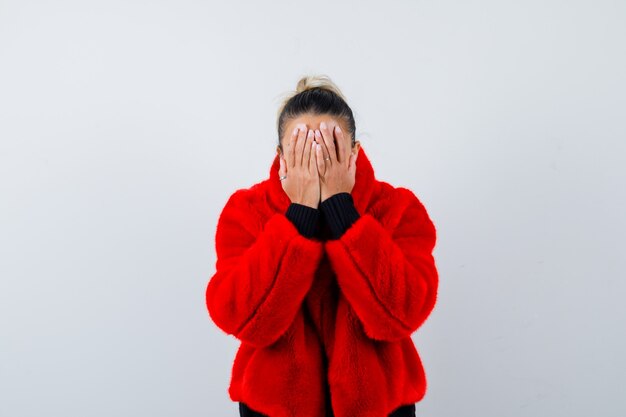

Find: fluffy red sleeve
324;187;438;342
206;189;324;348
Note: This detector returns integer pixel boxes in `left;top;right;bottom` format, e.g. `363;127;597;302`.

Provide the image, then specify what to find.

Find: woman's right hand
278;125;320;209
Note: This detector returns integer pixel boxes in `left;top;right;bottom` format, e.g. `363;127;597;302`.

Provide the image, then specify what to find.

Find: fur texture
206;146;438;417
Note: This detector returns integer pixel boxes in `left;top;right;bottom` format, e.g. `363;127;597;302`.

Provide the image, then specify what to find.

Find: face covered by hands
278;116;360;208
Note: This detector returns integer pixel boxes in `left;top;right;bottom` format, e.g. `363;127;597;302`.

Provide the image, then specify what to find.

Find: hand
314;121;358;202
278;125;321;209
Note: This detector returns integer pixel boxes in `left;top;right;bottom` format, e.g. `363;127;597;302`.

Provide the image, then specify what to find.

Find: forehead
283;113;350;137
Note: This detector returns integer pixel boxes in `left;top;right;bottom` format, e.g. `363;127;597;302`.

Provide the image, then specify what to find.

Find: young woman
206;75;439;417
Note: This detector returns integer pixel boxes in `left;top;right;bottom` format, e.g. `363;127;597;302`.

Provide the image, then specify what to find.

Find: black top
285;192;361;240
239;192;416;417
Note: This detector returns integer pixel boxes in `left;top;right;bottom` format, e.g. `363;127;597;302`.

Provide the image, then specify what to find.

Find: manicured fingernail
336;126;342;133
293;127;298;135
320;121;326;130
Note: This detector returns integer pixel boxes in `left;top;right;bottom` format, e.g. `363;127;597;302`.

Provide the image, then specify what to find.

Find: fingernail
293;127;299;135
320;121;326;130
336;126;342;133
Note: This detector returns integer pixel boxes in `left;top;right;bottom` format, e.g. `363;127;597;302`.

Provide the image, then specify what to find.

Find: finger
295;126;307;167
303;129;315;166
315;129;331;165
303;129;313;169
309;139;317;174
288;127;299;169
319;121;337;164
315;142;325;176
334;125;347;165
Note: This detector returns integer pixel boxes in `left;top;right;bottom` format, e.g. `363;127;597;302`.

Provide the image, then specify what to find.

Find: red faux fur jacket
206;146;438;417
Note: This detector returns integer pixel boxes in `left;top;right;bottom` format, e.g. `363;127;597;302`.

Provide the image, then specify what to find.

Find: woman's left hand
314;121;358;202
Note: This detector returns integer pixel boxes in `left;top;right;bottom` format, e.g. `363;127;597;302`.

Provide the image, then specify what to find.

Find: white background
1;1;625;416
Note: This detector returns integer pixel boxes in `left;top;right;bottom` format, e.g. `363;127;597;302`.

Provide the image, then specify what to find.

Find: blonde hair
295;74;348;100
275;74;355;151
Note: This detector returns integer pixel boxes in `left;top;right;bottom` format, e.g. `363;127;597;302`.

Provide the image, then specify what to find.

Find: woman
206;75;439;417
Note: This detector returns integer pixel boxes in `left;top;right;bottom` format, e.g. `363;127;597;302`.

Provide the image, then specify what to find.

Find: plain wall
1;1;624;416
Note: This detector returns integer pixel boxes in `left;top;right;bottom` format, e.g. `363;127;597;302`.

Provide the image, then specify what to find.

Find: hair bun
295;74;348;102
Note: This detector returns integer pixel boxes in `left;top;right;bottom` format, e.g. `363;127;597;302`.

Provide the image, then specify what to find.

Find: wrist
292;199;319;209
321;190;348;203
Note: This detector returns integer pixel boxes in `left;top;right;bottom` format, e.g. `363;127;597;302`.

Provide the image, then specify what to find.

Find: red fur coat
206;146;438;417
